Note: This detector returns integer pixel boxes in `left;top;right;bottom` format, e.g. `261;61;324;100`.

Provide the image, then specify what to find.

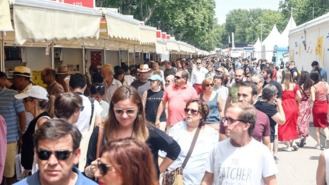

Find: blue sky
215;0;281;24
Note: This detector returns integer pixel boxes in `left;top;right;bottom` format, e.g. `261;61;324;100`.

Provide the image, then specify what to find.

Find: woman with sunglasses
15;85;50;175
85;86;180;180
164;99;218;185
200;78;224;130
94;138;158;185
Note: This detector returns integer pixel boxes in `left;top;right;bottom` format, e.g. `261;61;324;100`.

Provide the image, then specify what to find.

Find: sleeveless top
315;81;328;101
145;89;166;123
202;92;221;124
21;112;50;170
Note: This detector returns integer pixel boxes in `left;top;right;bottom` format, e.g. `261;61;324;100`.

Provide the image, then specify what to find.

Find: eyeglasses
222;117;241;125
113;109;137;116
23;98;34;103
96;159;114;176
174;76;182;80
205;83;214;87
37;149;72;161
184;108;199;115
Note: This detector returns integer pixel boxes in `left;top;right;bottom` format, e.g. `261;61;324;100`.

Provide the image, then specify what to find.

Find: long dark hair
298;71;313;90
104;86;148;143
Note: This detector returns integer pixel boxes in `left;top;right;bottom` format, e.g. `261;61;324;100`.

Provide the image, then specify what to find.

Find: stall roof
290;12;329;35
139;24;156;45
0;0;13;31
12;0;101;44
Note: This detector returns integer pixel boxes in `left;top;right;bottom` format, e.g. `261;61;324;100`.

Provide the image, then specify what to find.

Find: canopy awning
13;0;101;45
139;24;156;45
156;40;168;55
0;0;13;31
167;39;179;51
105;10;140;42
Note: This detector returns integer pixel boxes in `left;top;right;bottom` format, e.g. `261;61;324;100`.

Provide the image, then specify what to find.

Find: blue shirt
14;167;97;185
0;88;25;142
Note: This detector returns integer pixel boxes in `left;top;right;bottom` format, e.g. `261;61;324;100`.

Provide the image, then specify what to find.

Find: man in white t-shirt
201;104;278;185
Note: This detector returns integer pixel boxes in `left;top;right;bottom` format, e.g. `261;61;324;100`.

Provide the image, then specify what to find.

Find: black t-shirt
145;89;166;123
86;125;181;176
254;101;277;127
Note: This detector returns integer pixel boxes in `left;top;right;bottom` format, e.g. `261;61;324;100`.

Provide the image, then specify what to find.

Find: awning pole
51;43;55;69
133;46;136;65
103;40;106;65
127;50;130;67
82;45;86;75
0;32;4;71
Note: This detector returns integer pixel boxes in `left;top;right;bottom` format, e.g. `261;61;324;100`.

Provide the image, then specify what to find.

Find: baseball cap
149;74;162;81
15;85;49;101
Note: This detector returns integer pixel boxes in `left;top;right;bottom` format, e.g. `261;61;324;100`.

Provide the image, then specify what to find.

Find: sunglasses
174;76;182;80
80;106;84;111
184;108;199;115
205;83;214;87
222;117;241;125
37;149;72;161
197;63;201;65
23;98;34;103
97;159;114;176
113;109;137;116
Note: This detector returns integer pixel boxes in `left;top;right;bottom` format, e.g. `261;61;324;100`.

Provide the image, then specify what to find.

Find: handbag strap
181;127;201;169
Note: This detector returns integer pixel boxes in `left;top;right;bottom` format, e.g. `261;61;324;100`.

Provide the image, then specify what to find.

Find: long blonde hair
283;70;293;90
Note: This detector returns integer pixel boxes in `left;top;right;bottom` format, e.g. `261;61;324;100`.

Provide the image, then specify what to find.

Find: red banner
55;0;94;8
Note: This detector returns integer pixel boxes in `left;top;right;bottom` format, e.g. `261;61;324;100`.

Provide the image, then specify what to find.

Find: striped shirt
0;88;25;143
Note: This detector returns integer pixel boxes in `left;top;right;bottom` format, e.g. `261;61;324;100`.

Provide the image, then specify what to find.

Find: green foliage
222;9;285;47
279;0;329;25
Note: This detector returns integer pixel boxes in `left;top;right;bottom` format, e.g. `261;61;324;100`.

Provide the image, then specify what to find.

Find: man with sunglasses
155;70;198;128
15;119;96;185
201;104;278;185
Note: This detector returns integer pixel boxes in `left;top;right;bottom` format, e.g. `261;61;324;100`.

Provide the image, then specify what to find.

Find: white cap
15;85;49;101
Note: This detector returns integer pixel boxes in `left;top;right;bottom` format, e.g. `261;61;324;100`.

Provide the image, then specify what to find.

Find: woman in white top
166;99;218;185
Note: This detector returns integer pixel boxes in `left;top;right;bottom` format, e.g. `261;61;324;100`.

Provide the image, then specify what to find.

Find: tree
279;0;329;25
97;0;221;51
221;9;285;47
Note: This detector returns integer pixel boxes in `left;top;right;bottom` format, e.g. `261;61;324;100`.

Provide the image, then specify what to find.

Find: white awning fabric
13;0;101;45
139;25;156;45
0;0;13;31
167;39;179;51
105;11;140;42
156;40;168;54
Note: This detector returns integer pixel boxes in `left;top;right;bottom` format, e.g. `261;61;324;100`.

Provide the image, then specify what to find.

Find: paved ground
277;126;324;185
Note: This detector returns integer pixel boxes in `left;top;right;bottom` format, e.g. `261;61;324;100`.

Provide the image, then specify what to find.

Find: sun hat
137;64;151;73
15;85;49;101
149;74;162;81
57;65;69;75
13;66;31;78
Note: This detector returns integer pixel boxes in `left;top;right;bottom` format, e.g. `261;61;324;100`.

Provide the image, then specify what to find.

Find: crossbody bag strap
181;127;201;169
89;97;95;126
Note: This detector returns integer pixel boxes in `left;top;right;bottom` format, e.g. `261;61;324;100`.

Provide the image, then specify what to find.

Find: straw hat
13;66;31;78
57;66;69;75
137;64;151;73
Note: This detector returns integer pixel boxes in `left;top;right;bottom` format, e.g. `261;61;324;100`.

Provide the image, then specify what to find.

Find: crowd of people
0;56;329;185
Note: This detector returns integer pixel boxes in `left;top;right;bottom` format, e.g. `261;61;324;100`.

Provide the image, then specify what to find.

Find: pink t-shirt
163;84;198;125
0;115;7;182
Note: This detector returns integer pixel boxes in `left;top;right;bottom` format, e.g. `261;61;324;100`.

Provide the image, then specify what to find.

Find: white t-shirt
76;95;102;133
206;138;278;185
167;121;218;185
